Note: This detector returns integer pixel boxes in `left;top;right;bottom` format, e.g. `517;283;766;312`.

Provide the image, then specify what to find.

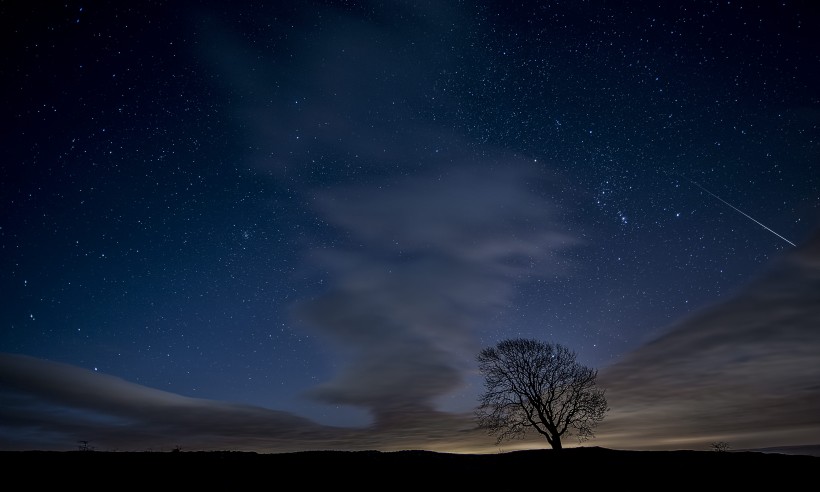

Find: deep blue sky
1;1;818;450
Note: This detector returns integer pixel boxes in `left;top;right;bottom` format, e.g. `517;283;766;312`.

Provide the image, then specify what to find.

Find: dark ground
5;447;817;488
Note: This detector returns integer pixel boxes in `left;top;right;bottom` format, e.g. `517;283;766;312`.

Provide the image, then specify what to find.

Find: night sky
2;1;819;453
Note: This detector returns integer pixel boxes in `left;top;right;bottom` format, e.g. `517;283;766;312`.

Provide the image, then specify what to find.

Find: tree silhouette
710;441;730;452
476;338;608;450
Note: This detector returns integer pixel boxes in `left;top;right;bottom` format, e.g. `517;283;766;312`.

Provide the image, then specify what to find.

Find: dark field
5;447;818;488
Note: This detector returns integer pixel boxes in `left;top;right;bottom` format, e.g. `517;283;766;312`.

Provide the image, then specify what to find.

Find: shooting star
674;173;796;247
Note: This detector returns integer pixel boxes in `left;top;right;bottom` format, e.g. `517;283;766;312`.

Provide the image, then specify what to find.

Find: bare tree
476;338;608;450
710;441;730;452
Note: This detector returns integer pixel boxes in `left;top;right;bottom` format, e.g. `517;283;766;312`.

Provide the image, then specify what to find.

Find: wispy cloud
294;163;575;424
595;229;820;450
198;3;577;425
198;2;462;176
0;352;502;452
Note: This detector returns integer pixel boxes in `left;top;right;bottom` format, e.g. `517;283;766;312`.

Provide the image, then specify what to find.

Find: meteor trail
674;173;796;247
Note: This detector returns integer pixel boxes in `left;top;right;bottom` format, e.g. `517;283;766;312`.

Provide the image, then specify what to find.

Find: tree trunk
551;436;563;450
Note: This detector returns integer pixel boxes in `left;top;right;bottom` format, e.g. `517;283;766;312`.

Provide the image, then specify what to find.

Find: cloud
0;352;504;452
198;2;464;176
0;353;334;451
197;2;578;425
594;227;820;450
294;162;576;425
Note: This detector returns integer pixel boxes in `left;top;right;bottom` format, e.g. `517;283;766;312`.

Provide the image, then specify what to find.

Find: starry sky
1;1;819;453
